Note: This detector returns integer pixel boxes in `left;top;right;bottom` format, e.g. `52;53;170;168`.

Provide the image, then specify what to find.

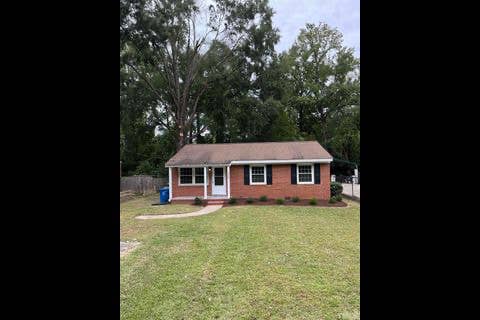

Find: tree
268;100;299;141
329;104;360;169
120;2;360;175
195;41;242;143
196;0;280;143
280;22;360;161
121;0;279;150
120;66;157;175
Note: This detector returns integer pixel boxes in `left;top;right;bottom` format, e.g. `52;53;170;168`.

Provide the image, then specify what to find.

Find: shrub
193;197;203;205
134;160;155;175
309;198;318;205
246;197;254;204
292;196;300;203
330;181;343;197
228;197;237;205
334;194;343;202
329;197;337;204
259;195;268;202
276;198;285;205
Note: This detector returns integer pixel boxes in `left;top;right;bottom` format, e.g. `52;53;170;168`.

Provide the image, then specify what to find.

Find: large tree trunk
176;124;187;151
195;112;202;141
188;124;193;144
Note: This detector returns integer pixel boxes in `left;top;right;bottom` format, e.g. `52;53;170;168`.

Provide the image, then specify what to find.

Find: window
195;168;204;184
214;168;224;185
179;167;205;185
179;168;193;184
250;165;266;184
297;164;313;184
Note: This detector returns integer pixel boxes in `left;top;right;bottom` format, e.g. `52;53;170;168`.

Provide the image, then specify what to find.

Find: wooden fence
120;175;168;195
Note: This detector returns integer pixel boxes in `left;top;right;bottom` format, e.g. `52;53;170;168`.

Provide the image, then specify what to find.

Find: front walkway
135;205;223;220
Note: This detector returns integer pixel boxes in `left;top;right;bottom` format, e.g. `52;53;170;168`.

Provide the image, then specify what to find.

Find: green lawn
120;196;360;320
121;194;200;241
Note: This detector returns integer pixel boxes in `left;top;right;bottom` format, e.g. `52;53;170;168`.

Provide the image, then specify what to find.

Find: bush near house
276;198;285;205
309;198;318;205
194;197;203;205
331;181;343;197
228;197;237;204
246;197;254;204
291;196;300;203
329;197;337;204
259;195;268;202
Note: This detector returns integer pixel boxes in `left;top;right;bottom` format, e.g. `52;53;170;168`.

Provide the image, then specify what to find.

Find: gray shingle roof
165;141;332;166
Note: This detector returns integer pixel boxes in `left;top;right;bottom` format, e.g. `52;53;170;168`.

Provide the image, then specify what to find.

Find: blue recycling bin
159;187;169;204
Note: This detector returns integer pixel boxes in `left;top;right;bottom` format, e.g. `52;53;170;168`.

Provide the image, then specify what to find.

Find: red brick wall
231;164;330;200
171;164;330;200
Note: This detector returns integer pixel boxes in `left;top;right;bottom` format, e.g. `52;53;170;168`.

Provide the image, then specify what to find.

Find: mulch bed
170;198;347;207
223;198;347;207
169;200;206;206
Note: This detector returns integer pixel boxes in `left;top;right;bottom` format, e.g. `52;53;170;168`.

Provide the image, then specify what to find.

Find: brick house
165;141;332;203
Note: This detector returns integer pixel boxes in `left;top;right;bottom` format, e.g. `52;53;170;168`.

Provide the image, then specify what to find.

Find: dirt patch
223;198;347;207
120;191;141;203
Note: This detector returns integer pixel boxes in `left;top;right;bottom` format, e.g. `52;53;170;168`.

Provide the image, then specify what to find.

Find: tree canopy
120;0;360;176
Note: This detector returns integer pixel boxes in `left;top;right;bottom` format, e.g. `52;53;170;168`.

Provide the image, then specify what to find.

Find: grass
120;196;359;320
120;193;198;241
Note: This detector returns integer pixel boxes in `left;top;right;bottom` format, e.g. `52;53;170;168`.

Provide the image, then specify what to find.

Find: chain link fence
332;174;360;200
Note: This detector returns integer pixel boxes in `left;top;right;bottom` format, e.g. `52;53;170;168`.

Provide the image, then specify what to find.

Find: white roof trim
166;158;333;167
231;159;332;165
165;164;229;168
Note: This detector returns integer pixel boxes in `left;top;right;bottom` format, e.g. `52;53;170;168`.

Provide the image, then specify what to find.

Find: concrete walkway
135;205;223;220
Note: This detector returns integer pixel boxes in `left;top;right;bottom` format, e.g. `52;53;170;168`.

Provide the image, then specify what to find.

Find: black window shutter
314;164;321;184
291;164;297;184
266;165;272;185
244;165;250;185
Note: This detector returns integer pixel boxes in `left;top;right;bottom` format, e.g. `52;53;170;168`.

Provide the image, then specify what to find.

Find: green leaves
279;22;360;165
120;2;359;175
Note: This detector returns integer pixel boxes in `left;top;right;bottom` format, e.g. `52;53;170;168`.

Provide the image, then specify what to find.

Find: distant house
165;141;332;203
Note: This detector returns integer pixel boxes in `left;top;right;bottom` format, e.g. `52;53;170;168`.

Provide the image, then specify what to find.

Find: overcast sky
269;0;359;57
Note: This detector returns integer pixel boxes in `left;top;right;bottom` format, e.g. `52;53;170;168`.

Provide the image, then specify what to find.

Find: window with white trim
297;164;313;184
179;167;205;185
250;165;266;184
194;168;204;184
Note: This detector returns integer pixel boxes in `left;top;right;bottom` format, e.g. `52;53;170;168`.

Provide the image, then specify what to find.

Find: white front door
212;167;227;195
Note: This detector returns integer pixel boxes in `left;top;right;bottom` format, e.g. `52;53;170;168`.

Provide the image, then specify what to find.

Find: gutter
165;158;333;167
